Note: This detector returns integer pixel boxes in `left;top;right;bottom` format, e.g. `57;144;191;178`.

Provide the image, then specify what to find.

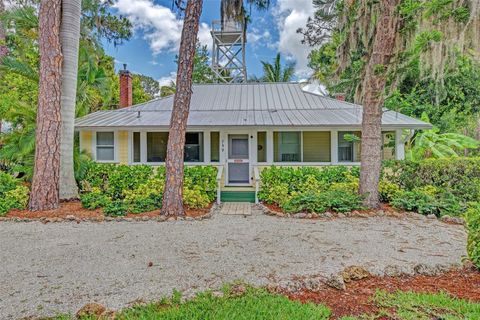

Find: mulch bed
6;201;212;220
283;268;480;319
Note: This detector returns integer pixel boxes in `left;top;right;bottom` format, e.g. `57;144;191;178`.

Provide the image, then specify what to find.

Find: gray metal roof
75;83;431;129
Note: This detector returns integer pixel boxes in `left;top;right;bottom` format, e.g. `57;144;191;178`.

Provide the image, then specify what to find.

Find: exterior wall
210;131;220;162
118;131;129;164
79;131;92;155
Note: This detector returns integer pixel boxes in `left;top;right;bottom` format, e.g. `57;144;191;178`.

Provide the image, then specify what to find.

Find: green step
220;191;255;203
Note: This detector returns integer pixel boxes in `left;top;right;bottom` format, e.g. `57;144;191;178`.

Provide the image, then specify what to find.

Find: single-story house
75;78;430;202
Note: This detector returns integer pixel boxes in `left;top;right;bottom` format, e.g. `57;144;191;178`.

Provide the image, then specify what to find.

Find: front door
227;134;250;184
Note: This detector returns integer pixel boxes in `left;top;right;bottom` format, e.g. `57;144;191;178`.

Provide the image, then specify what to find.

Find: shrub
80;187;111;210
79;163;217;214
103;200;128;216
391;188;464;217
0;172;29;215
378;180;402;202
383;158;480;203
283;190;363;214
465;203;480;268
183;186;211;209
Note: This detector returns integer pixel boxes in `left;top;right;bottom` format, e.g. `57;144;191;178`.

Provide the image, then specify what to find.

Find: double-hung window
96;132;115;162
274;132;301;162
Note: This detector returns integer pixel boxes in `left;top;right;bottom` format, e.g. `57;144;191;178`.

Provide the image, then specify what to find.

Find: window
96;132;115;161
257;132;266;162
210;132;220;162
133;132;141;163
185;132;203;162
147;132;168;162
338;131;360;162
303;132;331;162
274;132;301;162
146;132;204;163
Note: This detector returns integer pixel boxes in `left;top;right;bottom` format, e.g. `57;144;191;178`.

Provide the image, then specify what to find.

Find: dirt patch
6;201;213;220
283;268;480;319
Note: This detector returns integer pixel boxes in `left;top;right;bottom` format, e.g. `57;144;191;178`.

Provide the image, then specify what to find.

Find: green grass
52;286;480;320
374;290;480;320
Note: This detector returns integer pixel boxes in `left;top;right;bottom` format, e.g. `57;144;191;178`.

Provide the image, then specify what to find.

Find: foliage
261;53;295;83
259;166;362;213
465;203;480;268
374;290;480;319
113;286;331;320
378;180;402;202
79;163;217;214
0;171;28;215
383;158;480;203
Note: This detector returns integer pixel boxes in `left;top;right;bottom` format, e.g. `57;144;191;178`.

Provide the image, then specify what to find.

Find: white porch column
204;130;211;163
330;130;338;164
395;129;405;160
140;131;147;163
219;131;227;164
266;130;274;163
250;131;258;165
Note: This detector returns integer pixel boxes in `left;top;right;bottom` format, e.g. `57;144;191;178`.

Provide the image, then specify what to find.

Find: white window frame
93;131;118;163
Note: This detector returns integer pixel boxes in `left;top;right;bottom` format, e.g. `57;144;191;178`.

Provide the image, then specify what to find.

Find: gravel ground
0;207;466;319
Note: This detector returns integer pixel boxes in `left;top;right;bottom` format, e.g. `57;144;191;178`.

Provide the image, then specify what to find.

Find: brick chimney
119;64;132;108
334;93;346;101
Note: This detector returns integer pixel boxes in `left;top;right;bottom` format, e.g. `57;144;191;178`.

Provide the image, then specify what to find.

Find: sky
104;0;317;86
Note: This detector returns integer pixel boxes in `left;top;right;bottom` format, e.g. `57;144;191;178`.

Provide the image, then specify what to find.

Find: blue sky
104;0;316;86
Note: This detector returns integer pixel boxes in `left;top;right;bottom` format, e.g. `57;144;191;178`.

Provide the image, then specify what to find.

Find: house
75;71;431;202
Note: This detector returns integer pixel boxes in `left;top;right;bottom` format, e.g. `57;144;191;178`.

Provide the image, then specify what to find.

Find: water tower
211;19;247;83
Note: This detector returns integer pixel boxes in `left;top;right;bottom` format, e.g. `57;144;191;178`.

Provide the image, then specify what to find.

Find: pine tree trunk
161;0;203;216
29;0;63;211
359;0;401;208
59;0;81;200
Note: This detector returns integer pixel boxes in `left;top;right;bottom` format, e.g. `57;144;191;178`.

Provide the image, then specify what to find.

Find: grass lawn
52;284;480;320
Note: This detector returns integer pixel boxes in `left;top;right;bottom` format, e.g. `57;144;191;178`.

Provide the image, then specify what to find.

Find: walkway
0;206;466;319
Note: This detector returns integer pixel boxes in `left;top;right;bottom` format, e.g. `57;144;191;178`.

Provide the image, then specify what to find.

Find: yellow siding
118;131;129;164
80;131;92;155
303;132;331;162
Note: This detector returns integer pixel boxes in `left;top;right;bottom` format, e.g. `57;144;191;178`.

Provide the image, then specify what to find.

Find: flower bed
259;158;480;220
79;163;217;216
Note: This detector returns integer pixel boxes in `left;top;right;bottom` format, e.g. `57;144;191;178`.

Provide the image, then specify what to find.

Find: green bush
465;203;480;268
103;200;128;217
79;163;217;214
283;189;363;214
0;172;29;215
378;180;402;202
383;158;480;203
391;188;464;216
80;187;110;210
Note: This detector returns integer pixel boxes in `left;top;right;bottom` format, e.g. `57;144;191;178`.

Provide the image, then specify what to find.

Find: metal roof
75;83;431;129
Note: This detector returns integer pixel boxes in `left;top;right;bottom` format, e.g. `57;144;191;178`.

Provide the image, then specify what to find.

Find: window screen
96;132;114;161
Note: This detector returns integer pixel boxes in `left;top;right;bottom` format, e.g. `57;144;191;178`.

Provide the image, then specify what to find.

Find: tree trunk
59;0;81;200
161;0;203;216
29;0;63;211
358;0;401;208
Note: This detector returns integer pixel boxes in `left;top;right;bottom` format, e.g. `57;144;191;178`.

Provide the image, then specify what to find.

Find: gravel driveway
0;207;466;319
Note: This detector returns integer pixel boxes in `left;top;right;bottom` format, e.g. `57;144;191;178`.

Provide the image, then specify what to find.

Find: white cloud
248;28;272;48
114;0;211;55
273;0;316;78
158;72;177;87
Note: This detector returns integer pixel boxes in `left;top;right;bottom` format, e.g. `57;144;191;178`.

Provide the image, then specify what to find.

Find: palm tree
161;0;204;216
358;0;401;208
59;0;82;200
29;0;63;211
261;53;294;82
